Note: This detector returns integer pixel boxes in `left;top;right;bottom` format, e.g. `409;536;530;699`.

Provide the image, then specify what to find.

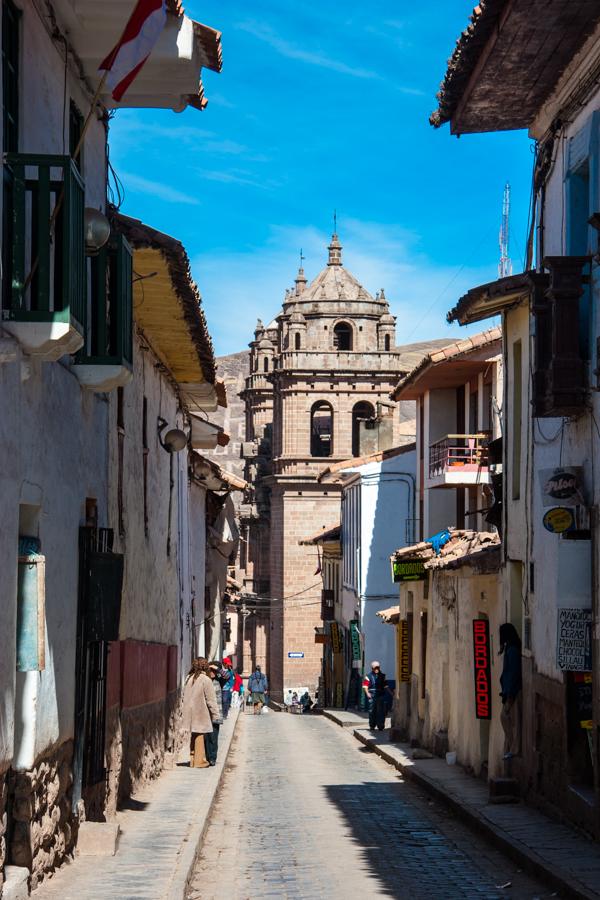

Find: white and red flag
99;0;167;102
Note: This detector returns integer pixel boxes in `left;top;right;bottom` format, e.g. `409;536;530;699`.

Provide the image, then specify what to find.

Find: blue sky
109;1;533;357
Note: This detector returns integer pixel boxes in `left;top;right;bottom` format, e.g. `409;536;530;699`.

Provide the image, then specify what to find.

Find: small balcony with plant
427;433;491;489
2;154;86;360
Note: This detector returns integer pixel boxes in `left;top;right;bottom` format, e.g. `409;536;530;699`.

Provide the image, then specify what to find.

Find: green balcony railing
2;153;85;330
76;233;133;368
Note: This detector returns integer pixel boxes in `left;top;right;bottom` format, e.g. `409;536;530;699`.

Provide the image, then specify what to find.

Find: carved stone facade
241;233;420;698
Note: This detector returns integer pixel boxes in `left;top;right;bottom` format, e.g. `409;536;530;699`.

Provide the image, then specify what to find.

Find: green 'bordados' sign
392;559;426;583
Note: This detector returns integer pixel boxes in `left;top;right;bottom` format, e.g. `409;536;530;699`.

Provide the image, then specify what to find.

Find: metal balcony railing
428;433;490;480
3;153;85;330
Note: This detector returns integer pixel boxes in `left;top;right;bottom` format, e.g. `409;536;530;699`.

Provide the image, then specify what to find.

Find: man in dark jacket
499;623;522;760
362;661;389;731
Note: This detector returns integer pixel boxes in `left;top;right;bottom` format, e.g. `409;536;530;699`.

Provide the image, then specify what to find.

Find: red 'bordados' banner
472;619;492;720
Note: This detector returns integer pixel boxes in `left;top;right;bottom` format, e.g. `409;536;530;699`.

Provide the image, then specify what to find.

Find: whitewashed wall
109;335;185;648
0;347;109;772
0;1;111;774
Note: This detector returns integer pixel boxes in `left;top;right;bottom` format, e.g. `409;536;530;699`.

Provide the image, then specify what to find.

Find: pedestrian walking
499;623;522;760
182;657;219;768
221;656;235;719
362;661;390;731
248;664;268;714
205;662;225;765
232;671;244;709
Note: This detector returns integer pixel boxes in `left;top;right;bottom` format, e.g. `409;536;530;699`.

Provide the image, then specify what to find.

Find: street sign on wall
288;651;305;659
539;467;584;507
472;619;492;720
330;621;343;654
542;507;575;534
398;619;411;682
557;608;592;671
392;559;426;583
349;620;362;661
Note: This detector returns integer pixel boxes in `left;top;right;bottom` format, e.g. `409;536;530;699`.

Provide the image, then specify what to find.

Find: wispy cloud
198;168;280;190
120;172;200;206
237;21;381;80
192;221;496;356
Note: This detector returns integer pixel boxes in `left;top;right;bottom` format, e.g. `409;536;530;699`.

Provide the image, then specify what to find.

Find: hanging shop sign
557;607;592;671
330;621;343;654
392;559;426;583
398;619;411;683
542;507;575;534
349;619;362;661
539;467;584;507
472;619;492;720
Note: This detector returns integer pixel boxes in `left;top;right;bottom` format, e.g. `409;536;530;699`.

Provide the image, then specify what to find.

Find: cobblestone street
189;713;555;900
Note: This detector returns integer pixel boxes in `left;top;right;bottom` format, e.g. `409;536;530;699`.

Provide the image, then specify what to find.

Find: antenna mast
499;182;512;278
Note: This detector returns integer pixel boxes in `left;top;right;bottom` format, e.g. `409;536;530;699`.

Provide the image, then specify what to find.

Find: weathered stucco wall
109;333;186;648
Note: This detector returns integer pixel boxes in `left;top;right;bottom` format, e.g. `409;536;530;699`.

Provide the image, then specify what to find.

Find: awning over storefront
377;606;400;625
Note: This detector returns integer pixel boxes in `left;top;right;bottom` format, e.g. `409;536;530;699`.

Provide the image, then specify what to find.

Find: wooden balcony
427;433;491;489
2;154;85;360
74;234;134;391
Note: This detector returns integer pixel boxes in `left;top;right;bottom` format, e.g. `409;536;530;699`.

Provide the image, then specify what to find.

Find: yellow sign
330;621;342;654
543;507;575;534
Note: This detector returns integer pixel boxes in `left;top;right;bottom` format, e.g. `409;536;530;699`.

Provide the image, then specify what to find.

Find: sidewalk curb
322;709;367;728
166;710;242;900
351;728;599;900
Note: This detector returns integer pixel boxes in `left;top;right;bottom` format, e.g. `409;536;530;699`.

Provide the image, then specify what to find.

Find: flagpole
22;72;108;296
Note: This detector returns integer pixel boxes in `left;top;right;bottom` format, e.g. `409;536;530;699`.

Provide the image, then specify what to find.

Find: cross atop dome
327;232;342;266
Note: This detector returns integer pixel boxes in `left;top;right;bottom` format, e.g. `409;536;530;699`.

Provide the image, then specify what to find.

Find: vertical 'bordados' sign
472;619;492;720
399;620;410;682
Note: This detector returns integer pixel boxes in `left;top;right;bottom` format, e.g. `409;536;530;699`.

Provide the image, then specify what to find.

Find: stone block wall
8;741;76;890
0;769;7;891
269;485;342;698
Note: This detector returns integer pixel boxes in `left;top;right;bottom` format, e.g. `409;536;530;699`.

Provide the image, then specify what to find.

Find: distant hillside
203;351;248;482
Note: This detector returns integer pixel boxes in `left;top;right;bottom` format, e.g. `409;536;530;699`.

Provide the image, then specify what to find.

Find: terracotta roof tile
300;524;341;545
318;443;416;482
391;529;500;571
391;327;501;400
377;606;400;624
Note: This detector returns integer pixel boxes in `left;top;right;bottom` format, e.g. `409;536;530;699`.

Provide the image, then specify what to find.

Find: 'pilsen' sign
472;619;492;720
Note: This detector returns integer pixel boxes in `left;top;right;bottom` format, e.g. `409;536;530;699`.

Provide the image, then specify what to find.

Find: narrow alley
188;714;552;900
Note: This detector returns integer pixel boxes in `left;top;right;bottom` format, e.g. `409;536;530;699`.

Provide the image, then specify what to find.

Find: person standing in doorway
362;661;389;731
205;662;224;765
248;664;268;714
182;658;219;768
499;623;522;760
221;656;235;719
